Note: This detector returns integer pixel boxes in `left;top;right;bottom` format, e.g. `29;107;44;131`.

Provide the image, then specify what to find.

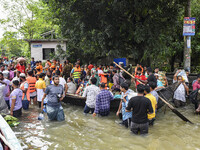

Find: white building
25;39;67;62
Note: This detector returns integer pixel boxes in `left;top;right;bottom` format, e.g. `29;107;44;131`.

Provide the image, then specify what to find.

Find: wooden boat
63;82;180;111
156;82;181;109
0;115;22;150
63;94;121;111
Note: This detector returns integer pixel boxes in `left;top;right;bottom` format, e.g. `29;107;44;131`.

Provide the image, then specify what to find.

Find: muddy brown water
13;103;200;150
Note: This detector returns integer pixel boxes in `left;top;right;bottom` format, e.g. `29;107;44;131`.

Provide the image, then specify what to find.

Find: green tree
44;0;188;69
0;31;23;57
0;0;61;57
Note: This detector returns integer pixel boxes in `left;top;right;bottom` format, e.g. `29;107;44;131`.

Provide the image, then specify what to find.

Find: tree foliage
0;0;60;57
0;0;199;72
44;0;191;68
0;31;23;57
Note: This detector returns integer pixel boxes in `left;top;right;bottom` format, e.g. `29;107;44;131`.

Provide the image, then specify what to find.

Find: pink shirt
193;81;200;91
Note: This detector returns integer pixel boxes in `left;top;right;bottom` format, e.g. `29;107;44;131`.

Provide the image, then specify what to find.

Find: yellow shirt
35;78;46;89
145;93;157;119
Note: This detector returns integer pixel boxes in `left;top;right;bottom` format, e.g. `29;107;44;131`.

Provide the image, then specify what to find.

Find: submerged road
13;102;200;150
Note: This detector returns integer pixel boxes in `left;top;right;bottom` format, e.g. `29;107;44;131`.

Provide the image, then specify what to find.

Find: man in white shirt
173;70;189;108
11;71;21;83
82;77;100;114
66;77;76;94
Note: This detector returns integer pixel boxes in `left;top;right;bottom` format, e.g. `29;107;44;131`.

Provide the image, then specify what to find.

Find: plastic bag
38;112;44;120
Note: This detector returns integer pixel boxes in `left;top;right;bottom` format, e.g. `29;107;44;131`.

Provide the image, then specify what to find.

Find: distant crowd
0;56;199;135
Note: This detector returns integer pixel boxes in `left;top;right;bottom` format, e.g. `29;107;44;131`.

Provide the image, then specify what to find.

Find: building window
42;48;55;60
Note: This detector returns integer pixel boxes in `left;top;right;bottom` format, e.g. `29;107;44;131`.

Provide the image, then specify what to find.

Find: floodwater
13;102;200;150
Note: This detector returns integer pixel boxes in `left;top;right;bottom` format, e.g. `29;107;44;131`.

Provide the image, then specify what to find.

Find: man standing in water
41;75;65;121
126;84;153;135
93;83;113;117
82;77;100;114
116;82;132;128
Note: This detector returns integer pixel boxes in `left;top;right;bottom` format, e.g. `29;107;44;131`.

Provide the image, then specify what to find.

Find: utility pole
183;0;191;72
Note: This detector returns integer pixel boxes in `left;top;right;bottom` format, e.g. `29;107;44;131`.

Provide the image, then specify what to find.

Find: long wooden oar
158;95;193;124
113;61;193;124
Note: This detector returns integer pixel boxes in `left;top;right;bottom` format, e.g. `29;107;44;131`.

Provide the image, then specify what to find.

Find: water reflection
13;103;200;150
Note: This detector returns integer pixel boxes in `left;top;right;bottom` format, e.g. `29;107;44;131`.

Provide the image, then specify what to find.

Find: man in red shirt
16;62;25;73
193;74;200;113
193;74;200;91
134;67;147;87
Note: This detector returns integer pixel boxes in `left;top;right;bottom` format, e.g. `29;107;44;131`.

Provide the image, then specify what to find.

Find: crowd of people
0;56;200;135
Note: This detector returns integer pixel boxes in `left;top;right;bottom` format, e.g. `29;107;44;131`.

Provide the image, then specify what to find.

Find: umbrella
17;57;26;63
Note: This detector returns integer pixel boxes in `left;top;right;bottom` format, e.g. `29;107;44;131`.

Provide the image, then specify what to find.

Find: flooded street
13;103;200;150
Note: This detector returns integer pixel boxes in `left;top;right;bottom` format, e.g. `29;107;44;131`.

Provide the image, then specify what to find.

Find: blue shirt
31;61;36;69
121;89;132;121
94;89;113;114
157;80;163;87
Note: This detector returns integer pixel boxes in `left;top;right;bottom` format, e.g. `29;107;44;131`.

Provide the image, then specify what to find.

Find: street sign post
183;17;195;36
183;17;195;73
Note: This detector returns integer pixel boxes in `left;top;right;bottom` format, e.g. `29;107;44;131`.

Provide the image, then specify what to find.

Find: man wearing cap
19;73;30;110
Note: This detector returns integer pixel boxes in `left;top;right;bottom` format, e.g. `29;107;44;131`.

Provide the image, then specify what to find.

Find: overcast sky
0;3;7;38
0;0;38;39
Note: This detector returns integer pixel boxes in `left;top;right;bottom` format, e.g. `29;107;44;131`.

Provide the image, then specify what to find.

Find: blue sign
32;44;42;48
114;58;126;67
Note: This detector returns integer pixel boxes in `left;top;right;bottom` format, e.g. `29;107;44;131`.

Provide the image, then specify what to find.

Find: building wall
31;41;66;62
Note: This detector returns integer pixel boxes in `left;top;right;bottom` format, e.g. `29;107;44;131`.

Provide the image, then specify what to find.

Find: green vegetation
4;115;20;127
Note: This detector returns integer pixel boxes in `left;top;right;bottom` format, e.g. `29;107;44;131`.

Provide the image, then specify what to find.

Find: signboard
113;58;126;67
183;17;195;36
32;44;42;48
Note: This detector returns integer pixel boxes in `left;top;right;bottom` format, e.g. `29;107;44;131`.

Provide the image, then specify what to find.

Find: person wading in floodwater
41;75;65;121
126;84;153;135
